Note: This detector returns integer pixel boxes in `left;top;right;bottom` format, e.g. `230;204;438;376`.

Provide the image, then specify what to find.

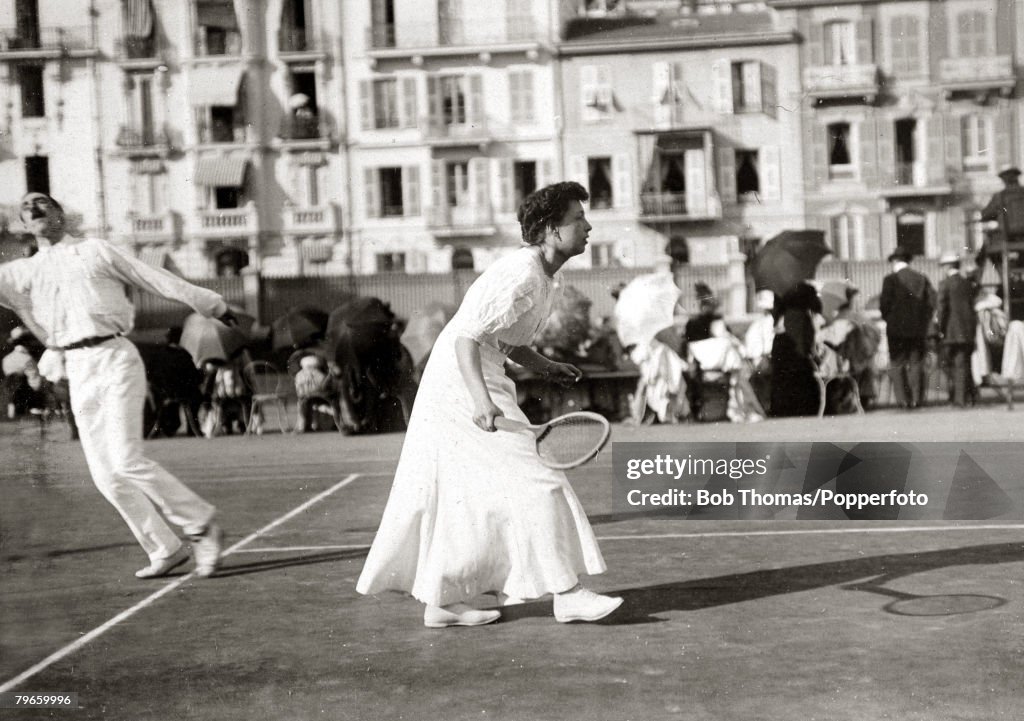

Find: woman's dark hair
516;181;589;246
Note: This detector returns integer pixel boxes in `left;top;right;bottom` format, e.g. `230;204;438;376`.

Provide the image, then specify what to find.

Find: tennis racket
493;411;611;470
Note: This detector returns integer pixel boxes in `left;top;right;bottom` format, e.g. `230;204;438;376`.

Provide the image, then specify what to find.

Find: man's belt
61;334;120;351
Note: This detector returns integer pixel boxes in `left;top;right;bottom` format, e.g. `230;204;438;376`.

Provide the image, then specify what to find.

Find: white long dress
356;248;607;607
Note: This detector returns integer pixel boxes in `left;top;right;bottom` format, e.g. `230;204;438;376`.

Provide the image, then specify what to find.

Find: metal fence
817;259;944;309
133;277;246;329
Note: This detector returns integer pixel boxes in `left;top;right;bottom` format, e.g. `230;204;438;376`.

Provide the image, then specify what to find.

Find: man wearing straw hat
0;192;235;580
936;252;980;407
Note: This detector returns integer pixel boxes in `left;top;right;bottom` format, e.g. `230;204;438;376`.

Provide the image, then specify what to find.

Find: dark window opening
280;0;309;51
736;150;760;196
376;252;405;273
370;0;396;46
588;157;613;209
215;247;249;277
290;71;319;138
210;106;236;143
379;167;404;216
214;186;240;209
661;155;686;194
15;0;40;48
513;161;537;208
666;236;689;266
895;118;916;185
828;123;851;166
451;247;474;270
896;213;925;257
19;65;44;118
24;156;49;195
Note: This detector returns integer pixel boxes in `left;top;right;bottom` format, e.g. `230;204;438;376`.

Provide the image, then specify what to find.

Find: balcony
195;120;256;147
113;35;163;69
283;204;339;236
802;64;879;102
640;192;722;221
939;55;1016;97
115;125;173;156
427;204;496;238
125;210;179;243
366;15;546;62
421;118;491;147
278;26;328;61
194;203;258;240
878;161;952;199
0;26;96;60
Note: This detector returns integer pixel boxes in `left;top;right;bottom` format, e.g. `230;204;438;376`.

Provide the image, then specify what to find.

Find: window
735;150;759;198
825;21;856;66
956;11;989;57
446;161;470;207
731;62;763;113
580;65;613;122
214;186;240;209
587;157;613;209
513;161;537;209
196;0;242;56
827;123;855;179
582;0;622;17
715;61;775;116
379;167;404;216
441;76;467;126
373;79;399;129
376;252;406;273
961;114;991;171
508;70;535;125
889;16;922;75
18;65;44;118
24;155;49;195
279;0;311;52
124;74;157;143
208;106;237;143
829;215;863;260
590;243;616;267
894;118;917;185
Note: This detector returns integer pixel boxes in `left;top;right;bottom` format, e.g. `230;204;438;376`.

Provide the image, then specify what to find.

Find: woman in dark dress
769;282;822;417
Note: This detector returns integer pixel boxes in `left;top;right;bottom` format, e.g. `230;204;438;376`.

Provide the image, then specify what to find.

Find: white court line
596;523;1024;541
0;473;361;694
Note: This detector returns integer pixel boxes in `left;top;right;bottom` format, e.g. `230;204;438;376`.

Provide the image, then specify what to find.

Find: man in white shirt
0;193;233;579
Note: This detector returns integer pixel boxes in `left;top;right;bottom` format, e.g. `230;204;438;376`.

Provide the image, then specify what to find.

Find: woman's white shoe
553;587;623;623
423;603;501;628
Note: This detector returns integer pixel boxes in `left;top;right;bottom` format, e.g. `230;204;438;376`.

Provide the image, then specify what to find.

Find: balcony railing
278;26;324;54
367;15;542;50
194;29;243;57
196;120;253;145
803;64;879;99
939;55;1015;87
114;35;157;61
127;210;177;240
283;204;338;235
421;117;490;143
640;192;687;217
196;204;257;237
116;125;171;150
280;113;325;141
0;26;93;53
427;204;494;230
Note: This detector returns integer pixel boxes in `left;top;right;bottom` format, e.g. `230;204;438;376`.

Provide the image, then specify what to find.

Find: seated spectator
2;327;43;419
292;352;340;433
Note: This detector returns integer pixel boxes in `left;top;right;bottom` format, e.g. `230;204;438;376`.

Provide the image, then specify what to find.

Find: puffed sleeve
451;270;541;345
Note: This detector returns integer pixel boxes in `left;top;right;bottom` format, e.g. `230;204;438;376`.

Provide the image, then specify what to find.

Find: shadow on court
498;541;1022;624
214;548;369;579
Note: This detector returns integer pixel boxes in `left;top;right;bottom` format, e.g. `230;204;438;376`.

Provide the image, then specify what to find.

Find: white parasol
613;272;681;349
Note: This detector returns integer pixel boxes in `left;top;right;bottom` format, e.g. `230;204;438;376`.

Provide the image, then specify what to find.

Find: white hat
755;289;775;311
9;326;26;342
938;252;960;266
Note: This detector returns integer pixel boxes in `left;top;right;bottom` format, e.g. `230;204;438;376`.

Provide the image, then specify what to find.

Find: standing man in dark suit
936;252;980;407
880;247;936;409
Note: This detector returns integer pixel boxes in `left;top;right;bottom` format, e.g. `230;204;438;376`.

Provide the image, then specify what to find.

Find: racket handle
493;417;531;433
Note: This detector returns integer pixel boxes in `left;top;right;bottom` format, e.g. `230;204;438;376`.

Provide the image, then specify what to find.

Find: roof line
557;30;800;55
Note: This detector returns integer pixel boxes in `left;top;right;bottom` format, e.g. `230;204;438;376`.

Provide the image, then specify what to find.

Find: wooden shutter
359;80;372;130
712;59;733;114
652;61;671;103
806;19;824;67
995;107;1012;168
861;212;881;259
364;168;380;218
427;76;442;129
431;159;446;212
519;70;535;124
470;157;489;208
538;158;553;189
596;65;613;109
717;147;736;204
742;61;762;111
468;74;484;126
805;116;828;190
684;148;707;216
876;118;895;187
925;116;945;186
402;165;420;216
855;18;873;64
570;155;588;190
612;153;633;209
944;114;962;174
399;77;418;128
671;62;686;125
580;65;598;122
494;158;514;213
760;63;777;118
760;146;781;201
859;117;878;186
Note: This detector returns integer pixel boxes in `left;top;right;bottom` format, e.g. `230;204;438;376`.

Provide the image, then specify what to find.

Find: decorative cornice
557;30;799;56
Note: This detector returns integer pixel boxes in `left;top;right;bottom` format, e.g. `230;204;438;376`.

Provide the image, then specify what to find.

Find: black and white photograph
1;0;1022;719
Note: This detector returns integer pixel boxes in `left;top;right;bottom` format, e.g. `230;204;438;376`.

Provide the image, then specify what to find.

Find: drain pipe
89;0;109;235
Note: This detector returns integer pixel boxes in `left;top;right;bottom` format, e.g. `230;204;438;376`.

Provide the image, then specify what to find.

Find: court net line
0;473;361;694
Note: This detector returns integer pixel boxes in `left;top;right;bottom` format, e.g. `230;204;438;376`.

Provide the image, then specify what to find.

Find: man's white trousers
66;338;215;562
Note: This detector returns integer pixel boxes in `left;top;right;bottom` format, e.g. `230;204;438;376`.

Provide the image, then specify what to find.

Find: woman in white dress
357;182;622;628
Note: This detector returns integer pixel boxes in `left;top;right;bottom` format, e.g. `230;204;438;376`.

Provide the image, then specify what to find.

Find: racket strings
535;417;608;467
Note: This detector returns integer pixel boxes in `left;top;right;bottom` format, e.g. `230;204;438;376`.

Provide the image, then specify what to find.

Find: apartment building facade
0;0;347;278
770;0;1024;260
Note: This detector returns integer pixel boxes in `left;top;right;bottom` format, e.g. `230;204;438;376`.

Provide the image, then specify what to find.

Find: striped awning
194;155;248;187
137;246;167;269
188;65;245;107
123;0;154;39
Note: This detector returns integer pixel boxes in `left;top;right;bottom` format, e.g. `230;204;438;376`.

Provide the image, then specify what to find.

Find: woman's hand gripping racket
493;411;611;469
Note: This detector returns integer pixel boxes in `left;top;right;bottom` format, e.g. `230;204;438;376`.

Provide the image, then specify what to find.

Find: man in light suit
880;247;936;409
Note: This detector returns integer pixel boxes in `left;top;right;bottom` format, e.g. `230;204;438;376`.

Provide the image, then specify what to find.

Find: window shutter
671;62;686;124
570;155;588;190
364;168;380;218
612;153;633;209
742;62;762;111
494;158;514;213
760;63;777;118
431;159;446;211
427;76;443;128
684;148;707;216
944;114;962;174
905;17;922;75
652;61;671;103
925;116;945;186
806;20;824;67
717;148;736;204
538;158;553;188
402;165;420;216
468;74;484;126
596;65;613;108
855;18;873;64
399;77;418;128
805;117;828;190
711;60;733;114
760;146;781;201
859;117;878;186
852;213;865;260
861;212;881;259
580;65;598;122
519;70;535;124
823;23;836;66
470;157;489;208
995;107;1012;168
359;80;372;130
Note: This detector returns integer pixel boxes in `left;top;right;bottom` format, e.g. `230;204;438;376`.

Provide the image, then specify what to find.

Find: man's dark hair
516;181;589;246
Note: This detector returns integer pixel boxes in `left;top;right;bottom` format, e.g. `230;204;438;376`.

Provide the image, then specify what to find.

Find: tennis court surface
2;407;1022;720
